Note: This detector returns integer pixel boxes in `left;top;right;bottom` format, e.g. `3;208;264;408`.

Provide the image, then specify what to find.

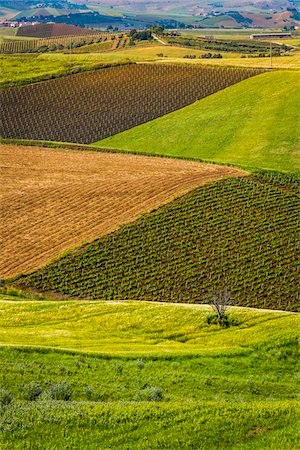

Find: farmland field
19;171;299;312
0;144;244;279
1;47;298;89
0;20;299;450
15;23;96;38
155;52;300;70
0;296;298;449
97;70;300;173
0;33;115;55
0;64;264;144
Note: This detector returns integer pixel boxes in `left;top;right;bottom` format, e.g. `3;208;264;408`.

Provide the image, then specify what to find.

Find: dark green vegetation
164;35;290;55
0;64;263;144
18;172;299;311
99;70;300;173
0;297;299;449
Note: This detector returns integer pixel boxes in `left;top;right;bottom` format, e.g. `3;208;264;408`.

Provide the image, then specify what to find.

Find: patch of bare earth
0;144;246;278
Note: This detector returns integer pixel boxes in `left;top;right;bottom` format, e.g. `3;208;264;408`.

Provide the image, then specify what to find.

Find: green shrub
48;382;72;401
0;388;13;406
135;386;163;402
84;385;94;401
23;381;43;401
136;359;145;370
206;313;239;328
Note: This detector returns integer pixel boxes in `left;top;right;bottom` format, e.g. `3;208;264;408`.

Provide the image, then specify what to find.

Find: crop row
21;172;300;312
0;33;114;54
1;64;265;144
16;23;97;39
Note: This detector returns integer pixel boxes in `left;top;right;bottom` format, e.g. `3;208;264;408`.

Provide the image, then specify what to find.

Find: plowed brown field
0;144;245;278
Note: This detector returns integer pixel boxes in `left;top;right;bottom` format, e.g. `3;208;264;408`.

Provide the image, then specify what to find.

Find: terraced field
0;144;244;279
0;64;264;144
19;171;299;312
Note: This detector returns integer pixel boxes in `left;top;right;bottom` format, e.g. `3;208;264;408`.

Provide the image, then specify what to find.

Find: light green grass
0;297;298;356
0;54;126;88
0;296;299;448
96;71;300;172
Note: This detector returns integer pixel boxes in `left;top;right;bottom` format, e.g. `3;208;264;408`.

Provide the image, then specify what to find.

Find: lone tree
209;289;233;325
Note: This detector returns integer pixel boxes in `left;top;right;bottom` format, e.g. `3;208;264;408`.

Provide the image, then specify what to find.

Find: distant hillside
97;0;300;28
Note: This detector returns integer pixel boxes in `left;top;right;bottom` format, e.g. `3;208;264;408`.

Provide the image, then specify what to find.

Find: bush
206;313;239;328
114;362;123;374
146;387;163;401
135;386;163;402
23;381;43;401
84;385;94;400
0;389;13;406
48;382;72;401
37;45;49;53
136;359;145;370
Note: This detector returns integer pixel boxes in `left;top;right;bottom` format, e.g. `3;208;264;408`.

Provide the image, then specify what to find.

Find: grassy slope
96;71;300;173
19;172;299;311
0;296;298;355
0;296;299;449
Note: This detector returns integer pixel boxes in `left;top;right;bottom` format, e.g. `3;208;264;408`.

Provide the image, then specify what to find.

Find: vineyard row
20;172;300;312
1;64;265;144
0;33;117;54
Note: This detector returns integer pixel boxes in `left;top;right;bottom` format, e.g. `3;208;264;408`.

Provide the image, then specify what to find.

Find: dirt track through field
0;144;245;278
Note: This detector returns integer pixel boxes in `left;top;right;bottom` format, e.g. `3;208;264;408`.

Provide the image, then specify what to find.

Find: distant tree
129;29;152;41
150;25;165;35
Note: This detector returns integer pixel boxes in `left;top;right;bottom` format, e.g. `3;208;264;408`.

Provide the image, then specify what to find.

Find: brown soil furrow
0;144;246;278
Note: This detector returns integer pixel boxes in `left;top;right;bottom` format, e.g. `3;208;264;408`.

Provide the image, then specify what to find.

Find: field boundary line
2;138;298;175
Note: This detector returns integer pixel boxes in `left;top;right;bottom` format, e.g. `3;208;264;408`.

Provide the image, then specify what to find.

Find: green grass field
0;294;299;449
18;172;299;311
96;70;300;173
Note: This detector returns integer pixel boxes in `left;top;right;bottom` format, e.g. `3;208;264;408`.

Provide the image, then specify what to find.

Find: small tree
209;289;233;326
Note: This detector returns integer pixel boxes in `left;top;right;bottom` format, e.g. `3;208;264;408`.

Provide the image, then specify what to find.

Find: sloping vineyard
16;23;96;38
0;33;113;54
20;172;300;312
0;64;264;144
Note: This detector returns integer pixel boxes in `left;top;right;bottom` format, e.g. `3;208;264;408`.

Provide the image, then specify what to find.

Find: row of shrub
0;382;163;404
28;37;108;54
165;36;288;54
183;53;223;59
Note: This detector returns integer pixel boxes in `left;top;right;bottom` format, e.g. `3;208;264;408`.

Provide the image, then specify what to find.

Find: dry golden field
0;144;245;278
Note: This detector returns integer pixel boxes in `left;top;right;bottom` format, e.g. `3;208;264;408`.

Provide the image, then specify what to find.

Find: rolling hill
96;70;300;173
18;171;299;312
0;294;298;448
